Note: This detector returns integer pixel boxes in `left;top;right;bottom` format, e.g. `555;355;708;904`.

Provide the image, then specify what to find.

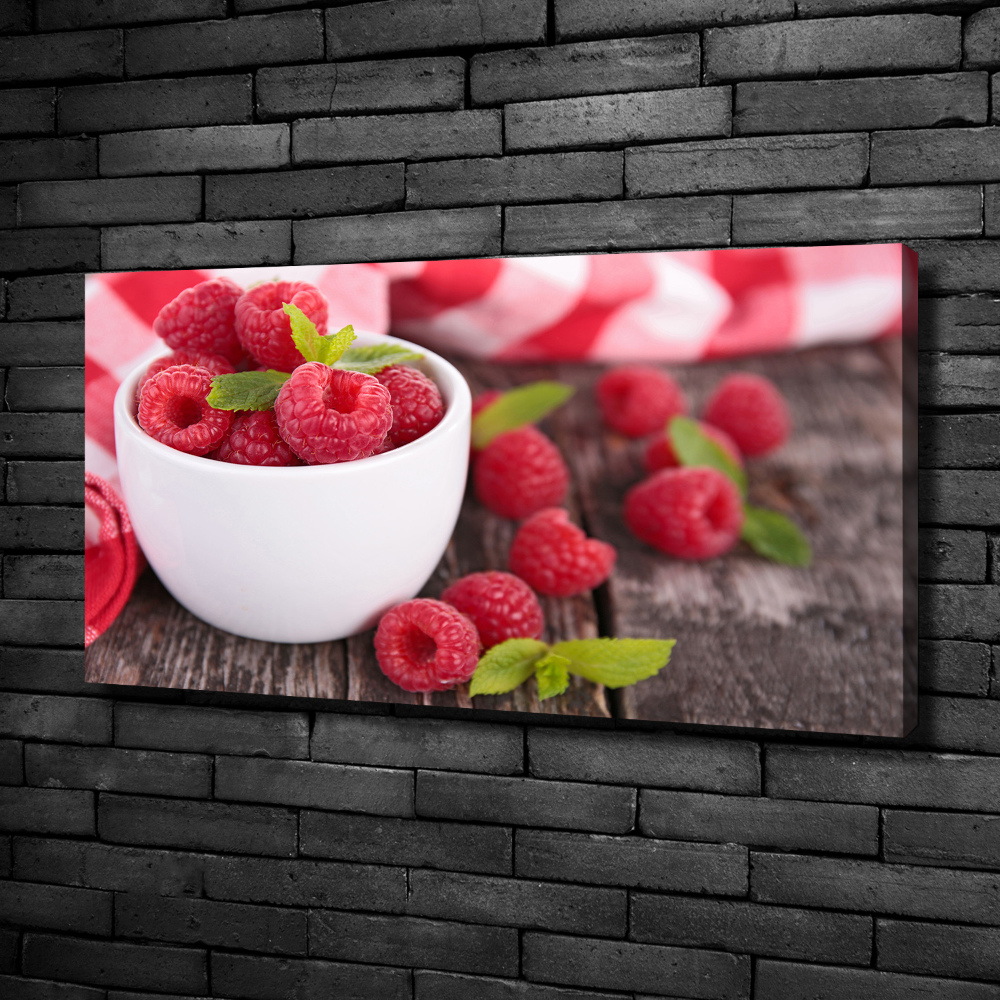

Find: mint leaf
669;416;747;497
535;652;571;701
284;302;325;363
318;323;356;366
550;637;675;689
741;505;812;566
471;381;574;450
336;343;424;374
469;638;549;697
207;370;290;411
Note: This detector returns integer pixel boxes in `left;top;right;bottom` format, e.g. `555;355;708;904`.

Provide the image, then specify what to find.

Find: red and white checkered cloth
84;246;912;643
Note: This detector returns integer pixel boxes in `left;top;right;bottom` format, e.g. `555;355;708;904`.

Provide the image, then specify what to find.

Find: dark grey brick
0;89;56;136
735;72;989;135
416;771;635;834
751;852;1000;925
0;693;110;743
0;880;111;935
965;6;1000;69
294;206;501;263
909;694;1000;753
256;57;465;120
215;755;414;816
99;793;297;856
115;703;308;757
0;508;83;550
918;640;991;695
292;110;501;166
22;934;206;993
921;353;1000;409
912;240;1000;293
919;528;987;581
921;470;1000;523
406;869;627;937
414;973;621;1000
205;163;403;220
37;0;227;29
798;0;965;13
0;0;30;32
125;10;322;76
0;928;15;973
211;952;410;1000
59;75;252;133
524;932;749;998
0;787;93;834
0;414;84;458
471;35;699;106
312;713;522;774
705;15;960;83
116;893;306;954
299;810;512;874
873;128;1000;185
516;828;748;894
919;585;1000;640
631;894;872;965
25;744;211;798
5;367;82;409
0;740;21;784
0;228;99;274
0;600;82;645
877;918;1000;980
920;413;1000;468
640;789;878;855
504;196;731;254
407;151;622;209
0;648;87;694
505;86;731;152
327;0;545;58
987;183;999;236
627;132;868;196
310;910;519;976
920;296;1000;353
3;555;84;599
528;727;759;793
0;186;16;228
0;30;122;84
0;975;105;1000
885;809;1000;869
6;276;83;320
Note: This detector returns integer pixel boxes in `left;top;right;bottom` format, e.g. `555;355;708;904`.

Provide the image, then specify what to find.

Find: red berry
703;373;790;457
508;508;616;597
376;365;445;447
213;410;302;467
136;349;235;406
235;280;329;371
153;278;245;366
274;362;392;465
440;571;544;649
596;366;687;438
472;389;503;418
137;364;233;456
624;467;744;560
374;598;480;692
643;421;743;475
474;426;569;520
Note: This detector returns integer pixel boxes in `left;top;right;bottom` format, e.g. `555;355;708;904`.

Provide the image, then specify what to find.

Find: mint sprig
469;638;548;697
207;370;290;411
669;416;747;498
471;381;574;450
336;343;424;374
284;302;356;366
534;652;571;701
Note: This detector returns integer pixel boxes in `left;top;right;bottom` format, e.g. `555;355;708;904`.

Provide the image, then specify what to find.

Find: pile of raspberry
135;277;445;466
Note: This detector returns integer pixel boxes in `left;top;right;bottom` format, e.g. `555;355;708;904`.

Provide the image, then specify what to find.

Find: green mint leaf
741;505;812;566
318;324;356;366
207;370;291;411
469;638;549;697
284;302;324;363
669;416;747;497
335;343;424;374
471;381;575;450
550;637;675;689
534;652;571;701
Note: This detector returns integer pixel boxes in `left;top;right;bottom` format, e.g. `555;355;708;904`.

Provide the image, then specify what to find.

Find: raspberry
643;421;743;475
152;277;245;365
376;365;445;447
213;410;302;467
474;426;569;520
596;366;688;438
273;362;392;465
508;508;616;597
374;598;480;692
235;280;328;371
703;373;790;457
624;467;744;560
137;364;233;456
440;571;544;649
135;349;235;407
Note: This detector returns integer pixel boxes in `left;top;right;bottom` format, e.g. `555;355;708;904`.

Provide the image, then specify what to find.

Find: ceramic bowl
113;335;471;643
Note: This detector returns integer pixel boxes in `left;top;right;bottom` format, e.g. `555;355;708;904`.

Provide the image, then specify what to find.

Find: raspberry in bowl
113;332;471;644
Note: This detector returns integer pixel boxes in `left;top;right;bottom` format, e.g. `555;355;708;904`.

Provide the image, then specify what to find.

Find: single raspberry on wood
213;410;302;467
137;364;233;456
703;373;790;457
153;277;245;366
136;349;235;407
273;362;392;464
374;598;481;692
440;571;544;649
508;507;616;597
596;365;687;438
474;426;569;520
624;467;744;560
235;280;329;371
376;364;445;447
643;421;743;475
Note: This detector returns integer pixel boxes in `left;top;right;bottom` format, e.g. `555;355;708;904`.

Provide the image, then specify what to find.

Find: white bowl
113;335;471;643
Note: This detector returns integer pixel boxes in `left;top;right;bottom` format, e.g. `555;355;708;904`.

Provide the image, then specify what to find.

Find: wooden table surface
86;341;914;736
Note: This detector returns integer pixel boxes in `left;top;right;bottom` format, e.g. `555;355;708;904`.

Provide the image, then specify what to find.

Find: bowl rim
113;331;472;478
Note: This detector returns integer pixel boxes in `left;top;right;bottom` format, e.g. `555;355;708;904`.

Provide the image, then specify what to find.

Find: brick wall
1;1;999;996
